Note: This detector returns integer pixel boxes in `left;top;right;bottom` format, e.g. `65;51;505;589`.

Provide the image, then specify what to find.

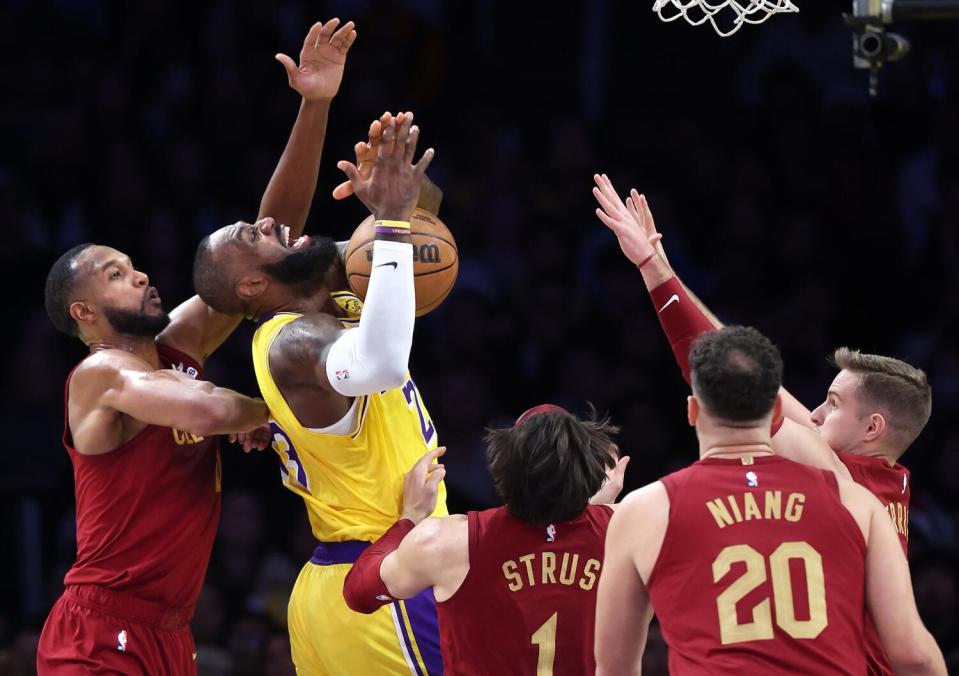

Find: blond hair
832;347;932;451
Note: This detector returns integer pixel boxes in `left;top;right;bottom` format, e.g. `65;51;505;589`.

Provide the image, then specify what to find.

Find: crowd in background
1;1;958;673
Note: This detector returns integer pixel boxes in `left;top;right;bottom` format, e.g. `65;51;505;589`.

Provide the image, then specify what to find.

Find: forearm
343;519;415;613
201;388;269;436
641;256;715;384
325;237;415;395
258;98;332;236
415;173;442;215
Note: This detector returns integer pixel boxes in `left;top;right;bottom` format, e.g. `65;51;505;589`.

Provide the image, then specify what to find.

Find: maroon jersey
436;505;612;676
839;452;910;676
839;453;909;553
62;345;221;612
647;456;868;675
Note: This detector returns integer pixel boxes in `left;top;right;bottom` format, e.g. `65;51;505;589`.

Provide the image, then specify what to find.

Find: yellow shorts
288;551;442;676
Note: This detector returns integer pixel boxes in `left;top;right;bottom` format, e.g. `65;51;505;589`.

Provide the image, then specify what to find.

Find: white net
653;0;799;37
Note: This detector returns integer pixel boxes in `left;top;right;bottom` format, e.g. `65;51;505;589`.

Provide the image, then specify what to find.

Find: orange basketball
344;208;458;317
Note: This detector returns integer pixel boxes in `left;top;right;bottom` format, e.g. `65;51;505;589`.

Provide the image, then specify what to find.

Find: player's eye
110;270;121;279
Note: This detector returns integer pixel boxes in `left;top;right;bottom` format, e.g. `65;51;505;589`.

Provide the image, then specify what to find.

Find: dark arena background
3;0;959;673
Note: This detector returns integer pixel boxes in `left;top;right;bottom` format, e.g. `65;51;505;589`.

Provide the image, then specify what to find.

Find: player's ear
687;395;698;426
70;300;95;326
863;412;886;442
235;274;268;301
772;393;783;425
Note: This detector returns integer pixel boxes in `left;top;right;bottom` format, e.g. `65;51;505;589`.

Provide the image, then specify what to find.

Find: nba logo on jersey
745;471;758;487
546;524;556;542
117;630;127;652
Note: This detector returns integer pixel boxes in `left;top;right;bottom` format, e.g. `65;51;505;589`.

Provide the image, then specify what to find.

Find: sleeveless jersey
839;453;909;553
648;455;868;675
437;505;613;676
63;344;221;611
839;452;911;676
251;302;447;543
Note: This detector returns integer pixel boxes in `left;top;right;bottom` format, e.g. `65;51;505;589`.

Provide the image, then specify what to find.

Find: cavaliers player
36;18;358;674
592;173;931;674
192;112;447;674
595;327;946;675
342;405;629;675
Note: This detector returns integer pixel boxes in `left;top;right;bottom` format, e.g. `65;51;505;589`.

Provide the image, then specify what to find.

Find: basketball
344;208;458;317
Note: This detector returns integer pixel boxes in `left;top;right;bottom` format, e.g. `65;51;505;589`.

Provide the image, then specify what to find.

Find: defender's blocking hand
276;18;357;102
400;446;447;524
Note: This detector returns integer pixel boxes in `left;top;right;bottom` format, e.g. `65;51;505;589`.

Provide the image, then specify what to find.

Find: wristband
342;519;416;614
636;251;657;269
374;219;411;236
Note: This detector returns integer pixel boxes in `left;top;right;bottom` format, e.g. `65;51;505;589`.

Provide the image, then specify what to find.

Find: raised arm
323;112;433;396
160;19;357;365
71;353;268;454
597;176;815;425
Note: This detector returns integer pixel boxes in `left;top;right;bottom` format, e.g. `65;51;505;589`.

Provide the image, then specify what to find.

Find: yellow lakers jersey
251;293;448;543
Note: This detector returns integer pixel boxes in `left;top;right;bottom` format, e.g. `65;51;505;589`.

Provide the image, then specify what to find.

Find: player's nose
257;217;275;236
133;270;149;287
809;406;824;427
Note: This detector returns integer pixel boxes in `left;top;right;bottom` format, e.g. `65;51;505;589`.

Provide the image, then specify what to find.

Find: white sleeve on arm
325;239;415;396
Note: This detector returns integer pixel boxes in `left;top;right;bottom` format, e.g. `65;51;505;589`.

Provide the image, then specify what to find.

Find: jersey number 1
713;541;827;645
531;612;557;675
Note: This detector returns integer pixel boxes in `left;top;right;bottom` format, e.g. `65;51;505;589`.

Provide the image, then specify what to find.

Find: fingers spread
332;180;355;200
337;160;361;184
316;18;340;45
303;21;324;49
404;125;420;165
331;21;356;50
413;147;435;175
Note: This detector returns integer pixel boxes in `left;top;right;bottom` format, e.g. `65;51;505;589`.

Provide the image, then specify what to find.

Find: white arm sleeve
325;239;415;396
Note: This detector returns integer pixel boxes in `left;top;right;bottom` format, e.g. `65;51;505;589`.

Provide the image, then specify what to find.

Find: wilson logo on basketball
365;243;441;264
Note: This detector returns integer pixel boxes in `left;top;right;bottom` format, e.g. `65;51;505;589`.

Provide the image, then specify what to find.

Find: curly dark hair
689;326;783;422
485;407;619;525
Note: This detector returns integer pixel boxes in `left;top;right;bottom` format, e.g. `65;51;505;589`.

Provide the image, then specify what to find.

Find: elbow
379;361;408;391
886;637;939;675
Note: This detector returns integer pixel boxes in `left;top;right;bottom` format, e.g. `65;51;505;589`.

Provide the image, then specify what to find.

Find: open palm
276;18;357;101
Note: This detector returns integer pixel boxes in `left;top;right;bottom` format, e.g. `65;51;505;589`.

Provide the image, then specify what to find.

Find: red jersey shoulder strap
157;343;204;378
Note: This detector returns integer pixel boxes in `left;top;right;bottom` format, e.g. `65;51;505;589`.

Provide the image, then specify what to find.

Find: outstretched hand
400;446;447;524
332;115;385;200
276;18;357;102
592;174;658;268
625;189;670;269
337;111;434;221
589;451;631;505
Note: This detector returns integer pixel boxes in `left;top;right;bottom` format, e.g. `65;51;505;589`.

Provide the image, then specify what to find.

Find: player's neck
697;421;775;460
249;282;338;320
88;335;161;367
700;442;774;460
845;444;900;467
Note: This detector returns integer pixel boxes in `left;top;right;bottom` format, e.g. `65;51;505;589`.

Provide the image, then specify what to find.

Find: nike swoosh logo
375;261;398;270
658;294;679;313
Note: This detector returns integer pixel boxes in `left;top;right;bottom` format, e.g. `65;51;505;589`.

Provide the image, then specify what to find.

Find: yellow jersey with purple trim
251;294;448;543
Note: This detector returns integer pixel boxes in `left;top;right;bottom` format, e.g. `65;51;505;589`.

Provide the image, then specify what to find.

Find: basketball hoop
653;0;799;37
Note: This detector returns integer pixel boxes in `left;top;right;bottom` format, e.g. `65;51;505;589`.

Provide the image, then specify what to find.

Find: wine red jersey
838;452;911;676
436;505;612;676
838;453;909;553
62;344;221;612
647;456;868;675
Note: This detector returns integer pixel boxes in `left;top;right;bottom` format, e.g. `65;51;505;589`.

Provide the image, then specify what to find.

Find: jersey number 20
713;541;827;645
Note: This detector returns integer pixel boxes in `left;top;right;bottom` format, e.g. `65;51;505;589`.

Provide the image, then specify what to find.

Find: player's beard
104;306;171;337
261;236;338;286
